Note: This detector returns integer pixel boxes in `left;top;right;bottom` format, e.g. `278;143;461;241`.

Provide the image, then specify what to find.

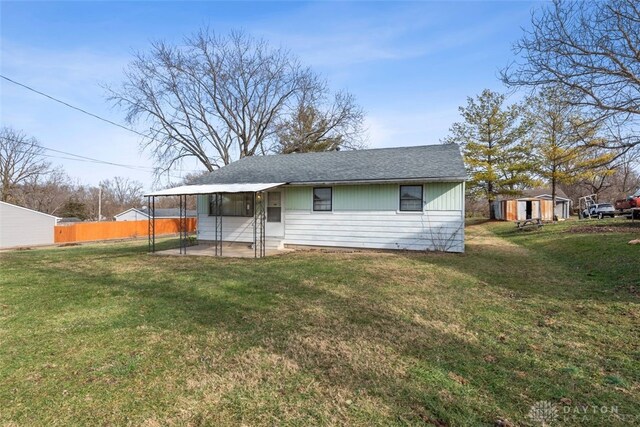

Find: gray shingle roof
196;144;466;185
521;188;569;199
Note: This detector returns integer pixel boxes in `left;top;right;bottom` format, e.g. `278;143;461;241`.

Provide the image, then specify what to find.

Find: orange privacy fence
54;219;197;243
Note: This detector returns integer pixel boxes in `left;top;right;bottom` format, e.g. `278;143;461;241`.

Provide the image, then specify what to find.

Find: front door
266;191;284;237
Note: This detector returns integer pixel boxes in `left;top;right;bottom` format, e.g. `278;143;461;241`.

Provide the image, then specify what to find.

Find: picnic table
515;218;543;230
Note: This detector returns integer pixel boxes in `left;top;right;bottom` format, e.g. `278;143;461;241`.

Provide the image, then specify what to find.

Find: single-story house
0;201;60;249
145;144;466;254
114;207;196;221
492;188;572;221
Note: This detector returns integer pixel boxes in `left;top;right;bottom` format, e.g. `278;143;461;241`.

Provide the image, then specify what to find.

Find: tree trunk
487;180;496;219
551;176;557;222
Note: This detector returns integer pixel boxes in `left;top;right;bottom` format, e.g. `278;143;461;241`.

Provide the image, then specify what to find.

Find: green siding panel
285;183;463;212
285;187;312;210
334;184;398;211
197;195;209;215
425;182;463;211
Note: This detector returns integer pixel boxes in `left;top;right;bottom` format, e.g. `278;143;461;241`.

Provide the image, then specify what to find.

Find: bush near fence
54;219;197;243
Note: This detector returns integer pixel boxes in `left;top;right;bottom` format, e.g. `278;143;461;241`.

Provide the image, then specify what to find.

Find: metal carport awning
144;183;285;257
144;183;285;197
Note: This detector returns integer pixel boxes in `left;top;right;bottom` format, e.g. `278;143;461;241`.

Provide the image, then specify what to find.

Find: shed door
506;200;517;221
517;201;527;220
531;200;540;219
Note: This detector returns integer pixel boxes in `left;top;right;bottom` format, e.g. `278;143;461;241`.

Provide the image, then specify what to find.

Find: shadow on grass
407;224;640;303
3;233;638;425
5;242;553;425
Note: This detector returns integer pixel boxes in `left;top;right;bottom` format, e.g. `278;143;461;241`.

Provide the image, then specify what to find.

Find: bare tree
108;29;362;177
14;168;72;215
562;146;640;202
100;176;144;207
502;0;640;148
0;127;50;202
99;176;145;218
273;87;366;154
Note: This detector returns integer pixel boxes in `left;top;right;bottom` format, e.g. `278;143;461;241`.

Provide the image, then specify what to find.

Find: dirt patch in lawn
465;223;529;254
567;225;640;234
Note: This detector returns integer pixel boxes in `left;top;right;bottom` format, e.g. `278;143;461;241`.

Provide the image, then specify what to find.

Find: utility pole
98;187;102;222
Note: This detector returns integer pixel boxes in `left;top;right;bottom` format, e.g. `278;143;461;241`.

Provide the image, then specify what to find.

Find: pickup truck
614;190;640;211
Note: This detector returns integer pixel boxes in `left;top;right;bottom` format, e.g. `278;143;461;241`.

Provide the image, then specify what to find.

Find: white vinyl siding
283;210;463;252
197;195;254;243
0;202;58;249
197;214;254;243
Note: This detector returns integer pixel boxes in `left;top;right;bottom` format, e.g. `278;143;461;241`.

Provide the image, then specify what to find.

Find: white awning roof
144;183;285;197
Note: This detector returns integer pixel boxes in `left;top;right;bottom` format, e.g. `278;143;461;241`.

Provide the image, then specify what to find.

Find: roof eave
286;177;467;186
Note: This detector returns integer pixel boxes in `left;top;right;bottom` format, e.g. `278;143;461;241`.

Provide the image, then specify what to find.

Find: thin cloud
256;3;529;69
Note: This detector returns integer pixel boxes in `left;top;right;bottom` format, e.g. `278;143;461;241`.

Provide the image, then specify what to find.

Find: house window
313;187;332;211
399;185;423;211
209;193;254;217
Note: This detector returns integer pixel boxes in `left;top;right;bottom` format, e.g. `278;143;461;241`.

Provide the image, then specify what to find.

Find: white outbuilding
0;201;59;249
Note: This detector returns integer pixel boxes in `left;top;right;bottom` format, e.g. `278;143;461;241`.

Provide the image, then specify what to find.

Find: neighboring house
114;207;196;221
492;188;572;221
146;144;467;253
0;201;59;249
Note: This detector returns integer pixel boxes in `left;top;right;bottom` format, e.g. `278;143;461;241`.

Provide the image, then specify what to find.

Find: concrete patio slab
153;242;291;258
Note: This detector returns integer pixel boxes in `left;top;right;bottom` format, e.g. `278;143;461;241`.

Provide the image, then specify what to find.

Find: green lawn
1;220;639;426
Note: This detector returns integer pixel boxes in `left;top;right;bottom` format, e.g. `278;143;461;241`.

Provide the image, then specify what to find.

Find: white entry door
266;191;284;237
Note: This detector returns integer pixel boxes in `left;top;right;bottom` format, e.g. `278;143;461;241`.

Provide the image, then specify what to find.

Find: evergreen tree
59;199;89;221
526;87;615;219
444;89;534;218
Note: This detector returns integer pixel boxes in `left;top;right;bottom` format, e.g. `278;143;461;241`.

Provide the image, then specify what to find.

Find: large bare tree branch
502;0;640;148
107;29;365;179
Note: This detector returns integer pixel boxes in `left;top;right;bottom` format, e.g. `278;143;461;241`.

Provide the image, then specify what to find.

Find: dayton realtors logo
528;401;558;425
527;400;630;425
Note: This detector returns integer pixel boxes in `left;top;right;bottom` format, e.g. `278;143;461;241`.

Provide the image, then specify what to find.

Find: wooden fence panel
54;219;197;243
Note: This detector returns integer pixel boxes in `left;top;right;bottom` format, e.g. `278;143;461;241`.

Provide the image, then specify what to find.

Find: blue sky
1;1;540;189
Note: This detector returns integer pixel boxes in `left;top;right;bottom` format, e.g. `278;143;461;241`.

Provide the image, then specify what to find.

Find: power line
4;134;201;181
1;74;150;140
0;74;205;173
43;146;153;171
3;135;153;172
12;147;149;171
10;147;188;181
